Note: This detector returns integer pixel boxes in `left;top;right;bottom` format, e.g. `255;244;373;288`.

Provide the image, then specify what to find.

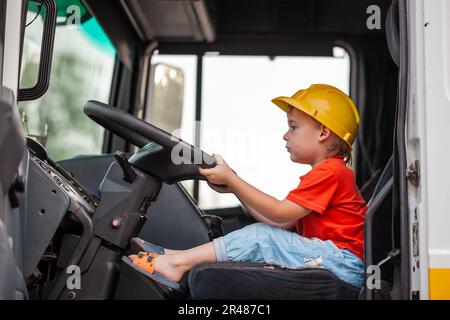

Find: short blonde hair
326;133;353;165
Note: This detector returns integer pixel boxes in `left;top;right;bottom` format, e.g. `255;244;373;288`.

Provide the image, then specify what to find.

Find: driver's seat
188;262;360;299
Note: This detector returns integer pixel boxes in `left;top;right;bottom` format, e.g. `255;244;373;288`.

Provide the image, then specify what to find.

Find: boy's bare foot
153;253;187;283
128;253;187;283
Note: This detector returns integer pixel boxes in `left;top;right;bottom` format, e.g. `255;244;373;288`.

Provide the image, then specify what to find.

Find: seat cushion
188;262;360;300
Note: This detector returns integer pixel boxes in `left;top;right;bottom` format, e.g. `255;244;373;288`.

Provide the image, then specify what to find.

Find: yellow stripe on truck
429;269;450;299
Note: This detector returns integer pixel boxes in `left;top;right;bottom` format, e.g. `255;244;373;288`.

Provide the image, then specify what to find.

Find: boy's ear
318;125;331;142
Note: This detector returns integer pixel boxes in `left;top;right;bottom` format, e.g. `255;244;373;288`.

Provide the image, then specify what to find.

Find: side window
199;48;350;209
19;1;115;160
146;53;197;194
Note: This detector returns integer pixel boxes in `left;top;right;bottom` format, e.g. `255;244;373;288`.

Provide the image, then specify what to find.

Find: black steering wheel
84;100;217;183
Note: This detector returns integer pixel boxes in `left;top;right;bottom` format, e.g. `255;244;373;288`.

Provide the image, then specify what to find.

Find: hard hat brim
271;96;315;118
271;96;305;113
271;96;355;149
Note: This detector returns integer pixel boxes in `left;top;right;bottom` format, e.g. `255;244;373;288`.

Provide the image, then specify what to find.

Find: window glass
148;54;197;194
19;1;115;161
20;1;44;89
199;48;350;209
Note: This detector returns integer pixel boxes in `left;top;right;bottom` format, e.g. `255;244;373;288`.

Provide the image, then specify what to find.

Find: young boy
126;84;367;290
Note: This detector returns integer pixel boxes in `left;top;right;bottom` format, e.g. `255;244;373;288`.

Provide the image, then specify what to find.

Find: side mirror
145;63;185;134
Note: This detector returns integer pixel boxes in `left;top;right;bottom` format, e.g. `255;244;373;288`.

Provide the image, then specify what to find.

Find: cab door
407;0;450;300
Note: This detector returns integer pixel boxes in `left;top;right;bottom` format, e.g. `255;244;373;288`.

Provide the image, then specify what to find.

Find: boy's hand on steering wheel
199;154;237;187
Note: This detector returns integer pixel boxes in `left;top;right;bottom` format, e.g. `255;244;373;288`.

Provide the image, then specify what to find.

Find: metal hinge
406;160;420;187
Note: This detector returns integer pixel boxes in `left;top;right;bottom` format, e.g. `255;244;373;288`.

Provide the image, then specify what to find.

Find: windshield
19;0;116;161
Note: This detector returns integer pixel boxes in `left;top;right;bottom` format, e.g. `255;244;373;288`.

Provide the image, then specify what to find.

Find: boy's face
283;108;326;165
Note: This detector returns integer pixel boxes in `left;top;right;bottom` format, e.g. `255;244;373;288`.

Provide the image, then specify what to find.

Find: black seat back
363;155;394;299
360;168;381;202
360;0;401;300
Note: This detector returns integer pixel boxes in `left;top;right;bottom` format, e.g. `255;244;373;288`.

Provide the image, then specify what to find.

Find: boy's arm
199;154;311;224
207;181;296;229
228;175;311;224
236;195;297;230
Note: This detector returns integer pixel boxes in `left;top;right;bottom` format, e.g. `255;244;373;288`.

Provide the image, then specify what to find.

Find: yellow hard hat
271;84;360;147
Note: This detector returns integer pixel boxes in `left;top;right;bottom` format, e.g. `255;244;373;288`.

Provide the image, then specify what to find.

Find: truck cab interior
0;0;411;300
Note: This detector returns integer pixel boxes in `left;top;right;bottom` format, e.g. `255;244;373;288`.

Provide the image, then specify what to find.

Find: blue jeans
213;222;364;288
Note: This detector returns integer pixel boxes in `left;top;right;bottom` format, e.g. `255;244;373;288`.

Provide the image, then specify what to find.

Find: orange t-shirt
286;156;367;260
